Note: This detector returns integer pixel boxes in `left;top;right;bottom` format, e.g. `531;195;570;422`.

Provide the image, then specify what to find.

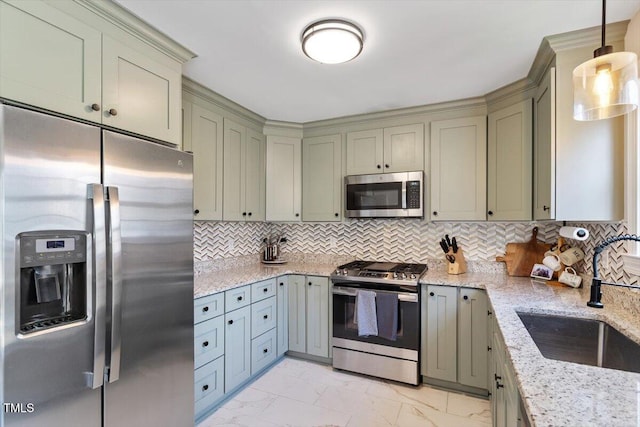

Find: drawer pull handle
263;288;268;293
202;306;209;313
202;341;209;347
496;382;504;389
228;320;233;325
263;314;268;319
237;296;243;301
263;348;268;353
202;384;209;391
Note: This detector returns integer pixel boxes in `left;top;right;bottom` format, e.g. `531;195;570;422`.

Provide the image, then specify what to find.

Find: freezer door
102;131;194;427
0;105;103;426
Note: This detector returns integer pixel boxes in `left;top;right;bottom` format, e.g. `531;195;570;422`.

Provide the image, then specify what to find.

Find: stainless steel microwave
345;171;424;218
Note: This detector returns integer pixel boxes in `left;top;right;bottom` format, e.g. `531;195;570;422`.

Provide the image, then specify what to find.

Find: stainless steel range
330;260;427;385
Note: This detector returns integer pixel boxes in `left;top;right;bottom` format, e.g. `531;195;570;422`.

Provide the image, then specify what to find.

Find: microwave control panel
406;181;421;208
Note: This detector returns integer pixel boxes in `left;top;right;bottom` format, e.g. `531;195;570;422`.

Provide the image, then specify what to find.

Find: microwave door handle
87;184;106;389
401;180;407;209
106;186;122;383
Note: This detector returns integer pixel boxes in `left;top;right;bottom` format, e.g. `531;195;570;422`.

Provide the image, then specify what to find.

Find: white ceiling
115;0;640;123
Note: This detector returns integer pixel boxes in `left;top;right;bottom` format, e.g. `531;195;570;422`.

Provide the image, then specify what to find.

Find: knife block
447;248;467;275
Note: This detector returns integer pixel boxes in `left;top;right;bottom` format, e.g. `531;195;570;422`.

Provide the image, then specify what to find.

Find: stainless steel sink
516;312;640;374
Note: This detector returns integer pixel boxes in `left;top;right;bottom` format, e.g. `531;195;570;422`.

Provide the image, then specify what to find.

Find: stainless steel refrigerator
0;104;194;426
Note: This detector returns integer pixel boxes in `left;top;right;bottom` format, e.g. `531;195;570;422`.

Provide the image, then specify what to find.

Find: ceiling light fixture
573;0;638;121
301;19;363;64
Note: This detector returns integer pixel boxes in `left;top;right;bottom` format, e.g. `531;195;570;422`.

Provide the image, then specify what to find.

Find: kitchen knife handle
107;186;123;384
88;184;106;390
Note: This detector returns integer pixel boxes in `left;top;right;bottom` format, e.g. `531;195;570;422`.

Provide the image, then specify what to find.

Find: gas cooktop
331;260;427;286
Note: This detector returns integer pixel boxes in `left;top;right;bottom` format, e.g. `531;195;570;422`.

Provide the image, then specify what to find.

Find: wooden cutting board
496;227;552;277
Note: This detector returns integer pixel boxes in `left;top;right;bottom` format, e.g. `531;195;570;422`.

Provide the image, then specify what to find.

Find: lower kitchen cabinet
251;328;277;374
421;285;489;394
194;356;224;418
276;276;289;357
288;275;330;359
224;305;251;392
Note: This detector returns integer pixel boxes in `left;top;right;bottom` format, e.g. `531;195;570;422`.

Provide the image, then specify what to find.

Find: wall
194;220;629;282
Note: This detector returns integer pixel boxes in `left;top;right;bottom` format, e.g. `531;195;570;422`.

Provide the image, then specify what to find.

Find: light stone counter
195;256;640;426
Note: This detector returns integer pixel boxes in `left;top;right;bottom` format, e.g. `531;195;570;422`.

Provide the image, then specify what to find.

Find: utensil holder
447;248;467;275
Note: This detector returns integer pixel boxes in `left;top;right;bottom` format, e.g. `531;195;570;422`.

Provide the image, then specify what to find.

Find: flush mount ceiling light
573;0;638;121
301;19;363;64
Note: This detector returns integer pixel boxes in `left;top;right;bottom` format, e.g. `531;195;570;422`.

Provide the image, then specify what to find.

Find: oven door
332;283;420;351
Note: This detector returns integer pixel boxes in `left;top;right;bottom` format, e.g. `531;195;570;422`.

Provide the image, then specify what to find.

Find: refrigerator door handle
88;183;106;389
106;186;122;383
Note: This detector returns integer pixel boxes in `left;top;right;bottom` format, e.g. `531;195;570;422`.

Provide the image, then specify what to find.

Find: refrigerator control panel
19;232;86;267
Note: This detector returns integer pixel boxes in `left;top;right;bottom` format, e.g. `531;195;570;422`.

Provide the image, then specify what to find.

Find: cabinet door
223;118;246;221
533;67;556;220
346;129;384;175
276;276;289;357
189;104;223;220
458;289;488;390
383;124;424;172
194;315;225;369
306;276;329;358
287;275;306;353
102;36;181;145
430;116;487;220
194;356;224;420
0;0;101;121
245;128;265;221
425;285;457;382
302;134;342;221
488;100;532;221
266;136;302;221
224;306;251;392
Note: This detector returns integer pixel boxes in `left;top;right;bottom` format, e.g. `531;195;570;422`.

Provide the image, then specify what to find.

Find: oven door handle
332;286;418;303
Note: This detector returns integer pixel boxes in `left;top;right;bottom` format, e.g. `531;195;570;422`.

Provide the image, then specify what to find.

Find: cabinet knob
90;103;100;111
429;292;434;297
308;282;312;286
496;382;504;389
488;310;493;316
237;296;243;301
248;212;252;216
279;282;284;286
488;210;493;216
543;205;550;211
377;164;381;169
263;348;268;354
385;164;390;168
488;346;492;352
335;213;339;217
194;209;200;215
228;319;234;325
107;108;118;116
295;213;299;217
495;374;502;380
263;314;268;319
202;306;209;313
432;211;438;216
202;384;209;391
242;212;247;216
202;341;209;347
263;288;268;293
463;295;469;300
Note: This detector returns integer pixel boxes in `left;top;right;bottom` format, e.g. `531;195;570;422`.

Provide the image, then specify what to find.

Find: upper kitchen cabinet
487;99;533;221
0;0;194;146
223;118;266;221
346;124;424;175
430;116;487;221
183;99;224;220
302;134;342;222
266;135;302;222
531;28;625;221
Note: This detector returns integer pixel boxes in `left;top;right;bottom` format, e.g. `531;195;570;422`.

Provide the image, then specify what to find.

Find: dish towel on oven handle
356;290;378;337
376;292;398;341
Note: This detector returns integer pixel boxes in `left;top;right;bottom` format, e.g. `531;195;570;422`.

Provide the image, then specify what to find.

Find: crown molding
263;120;304;138
545;20;629;52
183;76;266;127
484;77;536;107
73;0;197;63
302;97;487;130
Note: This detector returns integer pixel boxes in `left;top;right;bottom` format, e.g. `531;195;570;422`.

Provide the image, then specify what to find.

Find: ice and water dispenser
17;231;88;334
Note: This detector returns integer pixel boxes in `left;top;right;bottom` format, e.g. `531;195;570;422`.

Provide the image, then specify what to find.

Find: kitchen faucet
588;234;640;308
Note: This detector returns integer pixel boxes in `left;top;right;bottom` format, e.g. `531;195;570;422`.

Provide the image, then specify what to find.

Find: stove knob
399;272;406;280
393;272;399;279
342;269;348;275
410;273;417;279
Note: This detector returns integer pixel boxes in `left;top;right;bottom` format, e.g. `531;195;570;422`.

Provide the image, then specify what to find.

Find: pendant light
302;19;363;64
573;0;638;121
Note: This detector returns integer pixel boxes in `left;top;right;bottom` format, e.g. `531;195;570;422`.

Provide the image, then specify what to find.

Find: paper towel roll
559;226;589;241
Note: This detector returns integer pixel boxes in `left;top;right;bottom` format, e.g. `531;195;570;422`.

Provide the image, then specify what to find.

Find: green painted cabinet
287;274;307;353
302;134;342;222
458;288;488;389
224;305;251;392
533;67;556;220
423;285;458;382
287;275;330;358
276;276;289;357
265;135;302;221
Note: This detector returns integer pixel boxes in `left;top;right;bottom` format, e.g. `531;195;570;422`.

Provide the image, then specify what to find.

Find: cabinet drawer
194;316;224;369
251;296;277;339
251;278;276;302
225;285;251;312
251;328;277;375
194;293;224;324
194;356;224;419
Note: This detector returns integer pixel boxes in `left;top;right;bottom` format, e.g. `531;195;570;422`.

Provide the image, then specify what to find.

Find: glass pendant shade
302;20;363;64
573;51;639;121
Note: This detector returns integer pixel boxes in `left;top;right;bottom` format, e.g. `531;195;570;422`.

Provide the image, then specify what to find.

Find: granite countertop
195;256;640;426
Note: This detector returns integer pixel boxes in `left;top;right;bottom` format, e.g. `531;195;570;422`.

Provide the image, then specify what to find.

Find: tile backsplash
194;219;630;282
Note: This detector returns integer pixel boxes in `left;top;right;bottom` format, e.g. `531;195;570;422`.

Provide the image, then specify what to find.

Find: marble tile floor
197;357;491;427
